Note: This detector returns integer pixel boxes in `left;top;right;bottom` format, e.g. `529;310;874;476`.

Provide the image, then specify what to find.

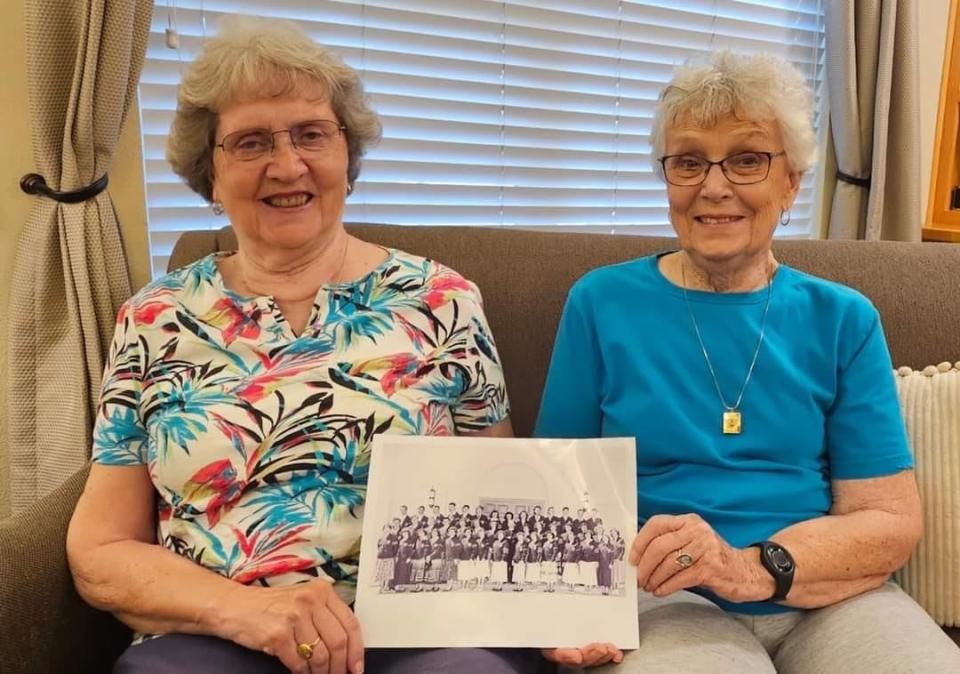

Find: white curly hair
649;51;817;176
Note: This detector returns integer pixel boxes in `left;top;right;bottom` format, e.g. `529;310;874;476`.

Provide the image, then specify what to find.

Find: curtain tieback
19;172;109;204
836;170;871;189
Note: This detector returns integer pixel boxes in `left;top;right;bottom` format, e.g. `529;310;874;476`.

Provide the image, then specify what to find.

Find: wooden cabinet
925;0;960;241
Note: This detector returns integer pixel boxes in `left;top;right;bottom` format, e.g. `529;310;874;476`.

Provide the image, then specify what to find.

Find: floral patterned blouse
92;249;509;604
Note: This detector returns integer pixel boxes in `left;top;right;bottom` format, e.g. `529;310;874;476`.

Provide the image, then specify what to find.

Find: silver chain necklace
680;259;775;435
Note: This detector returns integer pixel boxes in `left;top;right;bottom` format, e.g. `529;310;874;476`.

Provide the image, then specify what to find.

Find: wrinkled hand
541;643;623;668
218;579;364;674
630;513;765;603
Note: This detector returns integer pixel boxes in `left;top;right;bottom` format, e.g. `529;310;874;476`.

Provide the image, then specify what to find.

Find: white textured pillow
893;362;960;626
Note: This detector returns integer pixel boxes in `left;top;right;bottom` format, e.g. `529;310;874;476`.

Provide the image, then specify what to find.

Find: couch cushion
894;363;960;627
169;225;960;436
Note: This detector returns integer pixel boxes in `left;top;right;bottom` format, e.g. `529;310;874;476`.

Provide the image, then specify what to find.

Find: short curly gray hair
650;51;816;177
166;16;382;202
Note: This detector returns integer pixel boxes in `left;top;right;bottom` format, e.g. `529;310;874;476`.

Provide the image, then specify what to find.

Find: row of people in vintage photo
375;504;627;594
393;502;608;538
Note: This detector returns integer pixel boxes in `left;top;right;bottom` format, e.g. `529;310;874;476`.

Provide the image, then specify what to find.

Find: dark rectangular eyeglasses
659;151;786;186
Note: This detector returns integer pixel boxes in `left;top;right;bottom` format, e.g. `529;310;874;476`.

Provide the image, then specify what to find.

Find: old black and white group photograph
356;436;639;649
371;500;627;597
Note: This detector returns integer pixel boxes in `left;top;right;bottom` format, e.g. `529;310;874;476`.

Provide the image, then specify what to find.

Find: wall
0;0;150;518
919;0;952;223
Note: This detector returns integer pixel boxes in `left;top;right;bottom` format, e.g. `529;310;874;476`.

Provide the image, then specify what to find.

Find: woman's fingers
650;564;702;598
225;580;364;674
634;529;693;588
324;593;365;674
291;610;328;674
643;540;702;592
270;636;308;674
542;644;624;669
632;514;716;592
267;618;312;674
580;643;623;667
540;647;584;665
629;514;687;566
307;641;331;674
312;605;349;674
308;581;365;674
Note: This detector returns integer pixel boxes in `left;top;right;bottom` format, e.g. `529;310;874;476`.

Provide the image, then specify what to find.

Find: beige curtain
7;0;152;512
824;0;921;240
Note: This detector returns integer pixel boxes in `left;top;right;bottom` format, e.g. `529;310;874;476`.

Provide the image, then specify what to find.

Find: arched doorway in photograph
479;497;545;515
476;461;548;514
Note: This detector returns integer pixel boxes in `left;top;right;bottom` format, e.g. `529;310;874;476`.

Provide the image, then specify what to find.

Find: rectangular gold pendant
722;411;742;435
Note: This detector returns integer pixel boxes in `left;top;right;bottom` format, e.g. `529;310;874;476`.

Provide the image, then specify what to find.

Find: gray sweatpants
575;582;960;673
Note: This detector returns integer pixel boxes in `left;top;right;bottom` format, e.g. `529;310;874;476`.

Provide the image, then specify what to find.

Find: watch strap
750;540;795;601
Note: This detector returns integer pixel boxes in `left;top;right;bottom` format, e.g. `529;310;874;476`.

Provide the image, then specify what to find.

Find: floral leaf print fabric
91;249;509;604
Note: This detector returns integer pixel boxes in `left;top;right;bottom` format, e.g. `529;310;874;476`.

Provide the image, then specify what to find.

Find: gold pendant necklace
680;259;774;435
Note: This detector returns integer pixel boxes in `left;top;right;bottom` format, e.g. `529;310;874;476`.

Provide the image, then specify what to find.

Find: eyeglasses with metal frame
215;119;346;161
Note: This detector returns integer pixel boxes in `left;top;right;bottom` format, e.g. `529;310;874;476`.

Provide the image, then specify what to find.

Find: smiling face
211;81;348;255
665;113;800;271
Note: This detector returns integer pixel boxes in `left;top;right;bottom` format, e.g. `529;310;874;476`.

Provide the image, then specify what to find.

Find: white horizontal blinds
141;2;365;274
141;0;826;275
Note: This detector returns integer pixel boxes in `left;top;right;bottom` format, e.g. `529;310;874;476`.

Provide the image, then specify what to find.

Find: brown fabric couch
2;224;959;673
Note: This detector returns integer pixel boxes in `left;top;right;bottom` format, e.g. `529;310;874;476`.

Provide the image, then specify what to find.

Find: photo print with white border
355;435;638;648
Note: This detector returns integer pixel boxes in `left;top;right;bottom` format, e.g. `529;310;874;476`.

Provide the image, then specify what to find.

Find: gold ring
296;636;322;660
675;550;694;569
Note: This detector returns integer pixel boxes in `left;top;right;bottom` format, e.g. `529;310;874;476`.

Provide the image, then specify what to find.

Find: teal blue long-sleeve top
534;254;913;615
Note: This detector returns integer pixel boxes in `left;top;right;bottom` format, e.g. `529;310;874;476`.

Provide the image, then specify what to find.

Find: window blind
141;0;826;275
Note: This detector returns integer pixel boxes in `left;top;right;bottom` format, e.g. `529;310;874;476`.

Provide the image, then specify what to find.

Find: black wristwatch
750;540;795;601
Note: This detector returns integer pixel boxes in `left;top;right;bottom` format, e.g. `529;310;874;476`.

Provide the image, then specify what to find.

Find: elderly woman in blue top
536;52;960;672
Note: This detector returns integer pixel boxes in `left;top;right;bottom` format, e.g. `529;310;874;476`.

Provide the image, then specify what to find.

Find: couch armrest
0;465;130;673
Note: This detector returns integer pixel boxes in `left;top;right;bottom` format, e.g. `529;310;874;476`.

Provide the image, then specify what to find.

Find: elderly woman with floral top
65;18;535;674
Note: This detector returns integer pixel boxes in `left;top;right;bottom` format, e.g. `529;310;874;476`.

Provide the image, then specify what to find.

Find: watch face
769;547;793;572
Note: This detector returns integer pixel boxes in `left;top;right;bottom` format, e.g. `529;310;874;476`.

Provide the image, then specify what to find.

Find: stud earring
211;201;225;216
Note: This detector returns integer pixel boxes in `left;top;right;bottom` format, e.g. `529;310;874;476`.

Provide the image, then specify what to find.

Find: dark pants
114;633;544;674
